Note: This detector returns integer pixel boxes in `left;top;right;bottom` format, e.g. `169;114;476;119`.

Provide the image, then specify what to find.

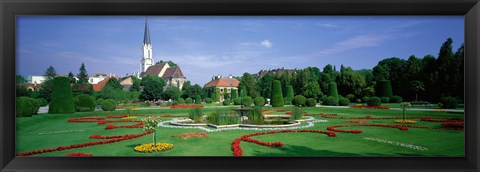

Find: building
119;76;134;91
256;67;296;78
92;77;117;92
139;17;187;90
204;75;239;101
27;75;46;84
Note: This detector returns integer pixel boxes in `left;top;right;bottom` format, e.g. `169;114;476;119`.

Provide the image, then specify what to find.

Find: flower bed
319;114;347;119
441;122;464;130
327;124;409;134
349;105;390;109
134;143;174;153
232;129;336;156
67;152;93;156
394;120;417;124
106;114;145;118
172;132;209;140
364;137;428;151
170;104;204;109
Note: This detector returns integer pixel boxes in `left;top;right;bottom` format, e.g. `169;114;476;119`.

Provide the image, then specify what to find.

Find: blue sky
17;16;464;85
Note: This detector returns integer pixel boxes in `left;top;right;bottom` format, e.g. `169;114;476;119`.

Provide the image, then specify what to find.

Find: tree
129;76;141;92
239;73;259;97
399;102;412;121
156;60;178;67
300;82;322;99
73;63;94;95
271;80;284;107
44;66;57;80
142;117;161;145
194;95;202;104
160;86;182;100
454;43;465;102
285;86;294;102
38;66;57;101
239;86;247;98
182;84;205;99
76;63;89;83
409;80;425;101
48;77;75;114
16;75;27;84
231;89;238;100
257;73;274;98
67;71;76;84
337;67;367;96
104;78;123;90
140;76;166;101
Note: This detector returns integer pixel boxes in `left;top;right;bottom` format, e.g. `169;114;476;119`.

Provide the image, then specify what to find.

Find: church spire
143;16;151;45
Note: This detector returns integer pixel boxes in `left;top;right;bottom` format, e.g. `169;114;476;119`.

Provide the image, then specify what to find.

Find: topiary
223;99;231;106
74;94;96;112
16;97;39;117
439;97;459;109
233;97;242;105
242;96;254;107
285;86;294;103
381;97;390;103
323;96;339;106
176;97;185;104
254;96;265;107
293;95;307;107
205;98;213;103
48;76;75;114
305;98;317;107
96;98;105;106
339;97;350;106
284;98;292;105
194;95;202;104
36;98;48;107
367;96;382;106
319;95;328;104
327;82;339;98
101;99;116;111
390;95;403;103
185;97;193;104
270;80;284;107
376;80;393;98
361;96;370;103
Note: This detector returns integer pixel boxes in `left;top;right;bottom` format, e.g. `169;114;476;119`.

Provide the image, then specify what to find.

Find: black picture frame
1;0;479;172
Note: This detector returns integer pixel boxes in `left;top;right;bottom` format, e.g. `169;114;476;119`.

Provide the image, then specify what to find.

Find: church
138;17;187;90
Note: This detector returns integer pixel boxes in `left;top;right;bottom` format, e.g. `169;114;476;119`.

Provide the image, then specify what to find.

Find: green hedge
377;80;393;98
223;99;231;106
48;77;75;114
293;95;307;107
17;97;39;117
242;96;254;107
381;97;390;103
195;95;202;104
254;97;265;107
36;98;48;107
271;80;284;107
367;96;382;106
185;97;193;104
285;86;294;102
74;94;96;112
440;97;459;109
176;97;185;104
390;95;403;103
96;98;105;106
323;96;339;106
339;97;350;106
101;99;116;111
327;82;339;98
205;98;213;103
305;98;317;107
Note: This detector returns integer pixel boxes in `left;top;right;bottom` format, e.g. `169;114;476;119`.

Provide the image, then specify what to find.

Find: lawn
16;106;464;157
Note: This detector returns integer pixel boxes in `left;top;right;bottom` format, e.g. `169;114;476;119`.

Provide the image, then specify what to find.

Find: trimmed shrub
305;98;317;107
194;95;202;104
48;77;75;114
239;86;247;98
339;97;350;106
381;97;390;103
285;86;294;102
323;96;339;106
185;97;193;104
440;97;459;109
346;94;356;102
390;95;403;103
271;80;284;107
233;97;242;105
293;95;307;107
96;98;105;106
361;96;369;103
319;95;328;104
231;89;238;99
36;98;48;107
101;99;116;111
16;97;39;117
188;108;203;122
284;98;292;105
367;96;382;106
205;98;213;103
74;94;96;112
176;98;185;104
223;99;231;106
327;82;339;98
242;96;254;107
254;97;265;107
377;80;393;98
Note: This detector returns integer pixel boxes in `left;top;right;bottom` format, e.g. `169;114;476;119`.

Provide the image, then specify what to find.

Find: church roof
143;63;167;76
143;17;151;45
204;78;239;88
163;66;185;79
92;77;114;91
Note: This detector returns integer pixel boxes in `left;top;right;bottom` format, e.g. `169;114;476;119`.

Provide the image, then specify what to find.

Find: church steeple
143;17;151;45
141;16;154;73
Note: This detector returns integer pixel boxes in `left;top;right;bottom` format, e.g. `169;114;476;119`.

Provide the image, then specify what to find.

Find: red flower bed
170;104;204;109
106;114;145;118
421;117;463;122
232;129;336;156
320;114;347;119
327;124;409;134
16;131;152;156
441;122;464;130
349;105;390;109
275;110;287;112
67;152;93;156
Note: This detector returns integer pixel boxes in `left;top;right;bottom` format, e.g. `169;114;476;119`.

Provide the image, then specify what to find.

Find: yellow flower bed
394;120;417;124
433;109;447;112
121;116;137;120
134;143;174;153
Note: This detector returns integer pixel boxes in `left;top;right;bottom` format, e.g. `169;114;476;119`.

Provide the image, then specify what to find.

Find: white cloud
316;34;390;56
261;40;273;48
319;23;339;28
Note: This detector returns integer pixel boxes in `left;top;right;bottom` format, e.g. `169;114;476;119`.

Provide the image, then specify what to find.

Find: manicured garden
16;106;464;156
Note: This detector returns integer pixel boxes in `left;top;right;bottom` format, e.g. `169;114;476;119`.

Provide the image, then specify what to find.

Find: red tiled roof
92;77;112;91
204;78;239;88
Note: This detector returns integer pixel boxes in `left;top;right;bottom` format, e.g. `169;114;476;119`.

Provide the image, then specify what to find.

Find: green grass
16;106;464;156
